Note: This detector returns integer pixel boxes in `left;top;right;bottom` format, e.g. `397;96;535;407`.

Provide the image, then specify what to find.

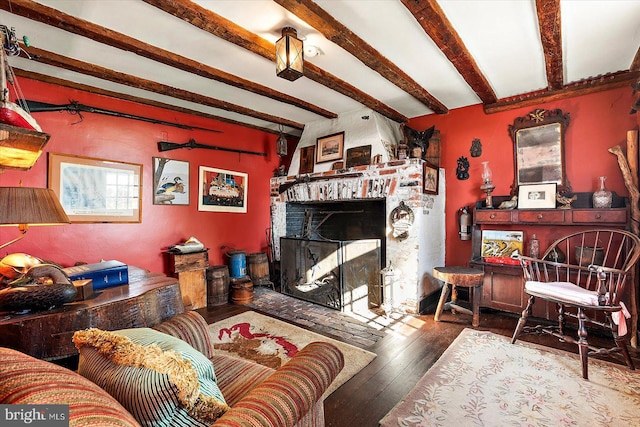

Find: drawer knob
490;213;496;219
537;214;543;219
595;213;602;219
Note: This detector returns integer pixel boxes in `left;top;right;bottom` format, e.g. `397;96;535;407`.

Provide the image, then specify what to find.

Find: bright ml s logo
0;405;68;426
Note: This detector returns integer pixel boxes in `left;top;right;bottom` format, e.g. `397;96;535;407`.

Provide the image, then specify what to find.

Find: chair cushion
525;281;599;306
73;327;229;427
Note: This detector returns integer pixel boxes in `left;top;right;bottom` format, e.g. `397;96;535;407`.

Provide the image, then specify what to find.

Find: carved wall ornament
390;201;414;241
529;109;547;122
456;156;470;180
470;138;482;157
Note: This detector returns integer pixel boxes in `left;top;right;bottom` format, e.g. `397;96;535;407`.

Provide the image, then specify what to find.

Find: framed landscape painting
198;166;247;213
48;152;142;223
316;132;344;163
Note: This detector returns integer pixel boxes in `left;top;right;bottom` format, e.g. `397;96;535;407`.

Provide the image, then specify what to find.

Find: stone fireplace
270;159;445;313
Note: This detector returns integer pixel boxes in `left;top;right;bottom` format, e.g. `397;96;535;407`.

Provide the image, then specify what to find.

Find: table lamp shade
0;187;69;226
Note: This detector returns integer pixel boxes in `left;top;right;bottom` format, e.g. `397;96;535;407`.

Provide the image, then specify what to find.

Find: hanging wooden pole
628;130;638;188
627;130;640;347
609;144;640;347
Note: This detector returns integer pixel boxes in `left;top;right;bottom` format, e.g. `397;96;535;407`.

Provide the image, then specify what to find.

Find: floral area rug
207;311;376;397
380;328;640;427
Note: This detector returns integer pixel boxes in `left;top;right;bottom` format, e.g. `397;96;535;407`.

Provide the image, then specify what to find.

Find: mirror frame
508;108;571;195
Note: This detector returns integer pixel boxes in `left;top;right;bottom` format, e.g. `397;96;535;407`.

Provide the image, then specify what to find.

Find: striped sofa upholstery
153;311;344;427
0;311;344;427
0;347;141;427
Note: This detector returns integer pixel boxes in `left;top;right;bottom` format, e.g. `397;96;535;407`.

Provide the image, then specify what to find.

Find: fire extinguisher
458;206;471;240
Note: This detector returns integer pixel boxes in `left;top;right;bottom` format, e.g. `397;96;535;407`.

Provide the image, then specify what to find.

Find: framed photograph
198;166;247;213
48;153;142;223
153;157;189;205
517;183;557;209
423;161;439;195
299;145;315;174
316;132;344;163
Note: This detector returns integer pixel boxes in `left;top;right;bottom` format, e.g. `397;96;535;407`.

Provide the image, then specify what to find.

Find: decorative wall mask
456;156;470;180
390;201;414;241
470;138;482;157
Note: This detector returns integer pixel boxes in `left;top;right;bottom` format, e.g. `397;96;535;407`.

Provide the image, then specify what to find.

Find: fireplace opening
280;200;385;311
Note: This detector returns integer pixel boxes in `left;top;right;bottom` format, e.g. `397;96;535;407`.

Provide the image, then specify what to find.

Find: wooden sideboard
470;193;629;317
0;266;185;360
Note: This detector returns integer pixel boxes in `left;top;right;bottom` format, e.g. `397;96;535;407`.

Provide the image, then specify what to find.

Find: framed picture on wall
299;145;315;174
198;166;248;213
153;157;189;205
316;132;344;163
423;161;439;195
48;152;142;223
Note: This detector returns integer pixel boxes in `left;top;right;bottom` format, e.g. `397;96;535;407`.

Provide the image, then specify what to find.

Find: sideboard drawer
571;209;627;224
475;209;513;223
517;210;565;223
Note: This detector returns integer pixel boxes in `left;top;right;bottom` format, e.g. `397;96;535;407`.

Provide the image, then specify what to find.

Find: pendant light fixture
276;125;288;157
275;27;303;81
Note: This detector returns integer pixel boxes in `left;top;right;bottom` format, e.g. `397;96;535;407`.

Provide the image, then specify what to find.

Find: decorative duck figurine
497;195;518;210
556;193;577;209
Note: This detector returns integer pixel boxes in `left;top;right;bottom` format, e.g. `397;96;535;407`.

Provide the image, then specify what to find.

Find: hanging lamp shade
275;27;303;81
0;123;50;170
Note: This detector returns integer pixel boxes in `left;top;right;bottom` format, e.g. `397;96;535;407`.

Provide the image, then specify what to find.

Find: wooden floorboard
197;304;640;427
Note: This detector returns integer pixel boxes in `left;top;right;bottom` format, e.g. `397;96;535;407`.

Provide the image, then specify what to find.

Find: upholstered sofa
0;311;345;426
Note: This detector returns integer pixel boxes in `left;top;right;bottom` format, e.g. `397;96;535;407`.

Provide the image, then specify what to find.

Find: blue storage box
63;260;129;290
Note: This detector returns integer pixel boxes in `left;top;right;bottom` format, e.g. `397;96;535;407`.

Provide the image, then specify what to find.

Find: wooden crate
166;250;209;309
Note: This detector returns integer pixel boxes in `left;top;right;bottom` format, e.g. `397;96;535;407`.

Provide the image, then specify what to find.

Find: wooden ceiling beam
484;71;639;114
275;0;448;115
0;0;334;122
143;0;409;123
536;0;564;90
401;0;497;105
13;69;291;136
23;45;305;130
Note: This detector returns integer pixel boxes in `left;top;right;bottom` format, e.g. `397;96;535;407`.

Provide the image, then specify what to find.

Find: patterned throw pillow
73;327;229;427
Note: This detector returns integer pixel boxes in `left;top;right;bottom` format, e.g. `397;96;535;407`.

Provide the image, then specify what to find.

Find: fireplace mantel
270;159;446;313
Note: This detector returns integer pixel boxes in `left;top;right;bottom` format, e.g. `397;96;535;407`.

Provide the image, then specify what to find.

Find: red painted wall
0;79;282;274
408;86;639;266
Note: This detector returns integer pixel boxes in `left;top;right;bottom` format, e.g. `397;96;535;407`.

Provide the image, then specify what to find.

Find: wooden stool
433;266;484;327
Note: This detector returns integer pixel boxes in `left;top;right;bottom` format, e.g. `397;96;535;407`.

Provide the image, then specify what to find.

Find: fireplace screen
280;237;381;311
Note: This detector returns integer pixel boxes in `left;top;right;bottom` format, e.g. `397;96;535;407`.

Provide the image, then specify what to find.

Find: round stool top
433;266;484;287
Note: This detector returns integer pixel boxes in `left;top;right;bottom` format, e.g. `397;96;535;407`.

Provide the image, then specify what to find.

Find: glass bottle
529;234;540;258
592;176;612;208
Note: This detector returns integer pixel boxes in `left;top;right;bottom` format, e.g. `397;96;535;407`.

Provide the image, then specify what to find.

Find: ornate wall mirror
508;108;571;195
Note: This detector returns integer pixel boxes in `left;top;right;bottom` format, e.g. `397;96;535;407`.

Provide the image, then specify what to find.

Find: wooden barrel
230;277;254;305
246;252;271;286
206;265;230;306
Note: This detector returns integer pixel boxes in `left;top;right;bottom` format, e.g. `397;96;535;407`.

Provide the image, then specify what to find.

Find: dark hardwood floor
196;303;640;427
